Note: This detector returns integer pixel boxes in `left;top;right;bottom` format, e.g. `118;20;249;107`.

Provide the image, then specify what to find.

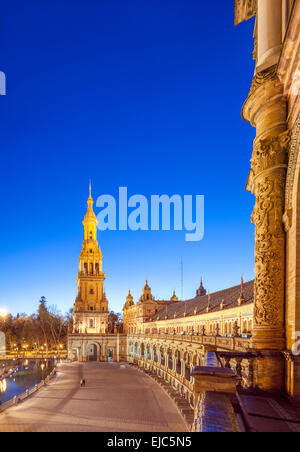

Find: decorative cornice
234;0;257;26
249;65;278;96
242;66;283;125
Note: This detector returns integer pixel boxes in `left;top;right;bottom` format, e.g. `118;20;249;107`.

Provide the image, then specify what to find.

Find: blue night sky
0;0;256;316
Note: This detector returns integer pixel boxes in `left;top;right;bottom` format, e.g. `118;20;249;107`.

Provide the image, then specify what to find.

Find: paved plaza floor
0;362;188;432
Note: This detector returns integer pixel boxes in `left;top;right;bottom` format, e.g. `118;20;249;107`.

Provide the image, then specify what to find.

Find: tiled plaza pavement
240;394;300;432
0;362;188;432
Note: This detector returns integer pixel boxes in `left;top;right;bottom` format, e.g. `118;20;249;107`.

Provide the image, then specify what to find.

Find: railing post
248;358;255;388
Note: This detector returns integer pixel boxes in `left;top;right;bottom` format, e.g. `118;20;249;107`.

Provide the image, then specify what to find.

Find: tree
38;296;51;348
47;305;65;350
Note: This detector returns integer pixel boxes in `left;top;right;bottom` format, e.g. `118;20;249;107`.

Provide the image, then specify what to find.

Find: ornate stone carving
285;117;300;210
252;171;286;327
250;132;291;330
251;130;291;176
234;0;257;26
249;65;277;96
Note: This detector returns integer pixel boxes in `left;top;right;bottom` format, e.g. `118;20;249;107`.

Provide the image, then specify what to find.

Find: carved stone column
251;130;291;350
243;68;289;391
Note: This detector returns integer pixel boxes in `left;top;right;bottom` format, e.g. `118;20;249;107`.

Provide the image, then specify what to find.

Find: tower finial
86;180;95;211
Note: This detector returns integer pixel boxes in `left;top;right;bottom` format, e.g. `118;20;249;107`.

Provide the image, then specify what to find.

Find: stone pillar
158;351;161;365
172;356;176;372
257;0;282;72
243;67;290;391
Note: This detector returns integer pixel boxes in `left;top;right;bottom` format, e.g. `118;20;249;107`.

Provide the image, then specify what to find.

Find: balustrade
217;351;257;389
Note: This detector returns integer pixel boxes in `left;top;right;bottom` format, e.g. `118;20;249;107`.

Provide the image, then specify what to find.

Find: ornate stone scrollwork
249;65;278;96
285;118;300;211
254;182;285;327
234;0;257;26
251;130;291;176
250;131;291;329
252;171;286;327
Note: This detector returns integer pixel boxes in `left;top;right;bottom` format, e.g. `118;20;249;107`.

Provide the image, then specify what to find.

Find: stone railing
217;350;259;390
128;333;251;352
129;348;243;432
0;368;57;413
0;353;67;360
192;351;242;432
130;354;194;396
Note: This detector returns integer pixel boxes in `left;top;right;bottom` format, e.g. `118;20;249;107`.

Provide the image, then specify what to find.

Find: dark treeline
0;297;123;351
0;297;72;351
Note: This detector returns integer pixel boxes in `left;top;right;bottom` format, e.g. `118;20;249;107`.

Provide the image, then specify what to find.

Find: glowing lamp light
0;379;7;393
0;308;7;318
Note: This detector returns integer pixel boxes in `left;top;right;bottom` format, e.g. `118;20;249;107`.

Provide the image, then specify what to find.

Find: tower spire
86;180;95;211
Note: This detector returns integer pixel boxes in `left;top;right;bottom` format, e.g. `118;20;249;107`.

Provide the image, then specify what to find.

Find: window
90;319;94;328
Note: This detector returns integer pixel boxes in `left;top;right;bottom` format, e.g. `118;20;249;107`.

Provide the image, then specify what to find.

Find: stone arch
86;342;101;361
153;345;158;363
134;342;139;355
159;345;165;366
146;344;151;360
128;341;133;355
183;351;191;381
167;347;174;370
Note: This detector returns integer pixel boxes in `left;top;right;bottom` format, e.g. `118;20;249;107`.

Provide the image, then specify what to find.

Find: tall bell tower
73;183;109;334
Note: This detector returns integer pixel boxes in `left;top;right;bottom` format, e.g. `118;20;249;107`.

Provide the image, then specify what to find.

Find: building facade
122;282;179;334
123;280;253;338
